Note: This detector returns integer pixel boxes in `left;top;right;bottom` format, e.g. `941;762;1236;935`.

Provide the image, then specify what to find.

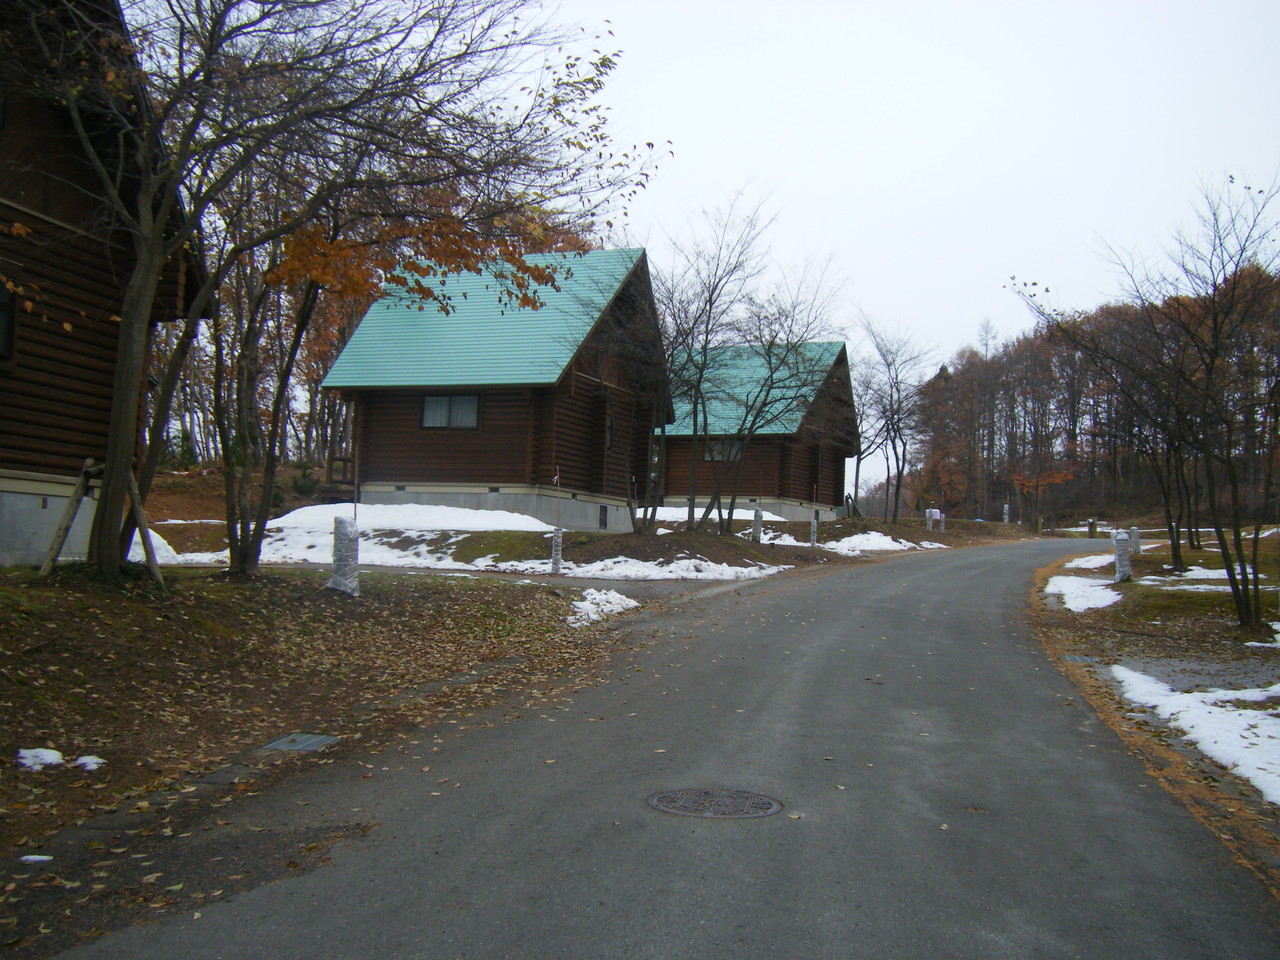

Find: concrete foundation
359;483;636;533
0;471;97;567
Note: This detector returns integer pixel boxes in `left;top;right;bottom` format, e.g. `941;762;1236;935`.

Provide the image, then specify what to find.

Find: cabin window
0;286;14;362
703;439;743;462
421;394;479;429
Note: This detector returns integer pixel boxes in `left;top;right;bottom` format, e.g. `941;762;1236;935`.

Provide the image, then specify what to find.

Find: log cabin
661;341;856;521
321;247;669;531
0;74;189;565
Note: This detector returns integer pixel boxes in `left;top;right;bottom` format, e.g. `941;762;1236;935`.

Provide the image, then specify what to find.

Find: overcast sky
557;0;1280;363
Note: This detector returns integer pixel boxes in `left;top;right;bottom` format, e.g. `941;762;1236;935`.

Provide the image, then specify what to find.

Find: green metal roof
321;247;646;389
665;341;846;436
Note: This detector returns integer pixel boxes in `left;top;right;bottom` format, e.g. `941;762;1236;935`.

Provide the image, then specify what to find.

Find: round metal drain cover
646;788;782;819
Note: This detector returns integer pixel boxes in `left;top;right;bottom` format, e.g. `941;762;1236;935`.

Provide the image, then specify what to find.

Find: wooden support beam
38;459;97;576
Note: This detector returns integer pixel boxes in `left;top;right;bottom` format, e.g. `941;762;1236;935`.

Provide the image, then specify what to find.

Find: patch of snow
918;541;950;550
490;556;791;581
655;527;674;536
1245;623;1280;650
1136;565;1271;594
274;503;556;533
822;531;918;554
568;588;640;626
1064;553;1114;570
75;755;106;771
17;748;64;771
18;855;53;863
1111;665;1280;804
1044;575;1122;612
649;506;786;523
127;530;181;564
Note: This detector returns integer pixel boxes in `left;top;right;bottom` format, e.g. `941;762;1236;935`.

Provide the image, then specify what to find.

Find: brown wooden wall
0;212;123;477
1;87;187;480
663;435;848;508
663;436;784;501
356;388;537;485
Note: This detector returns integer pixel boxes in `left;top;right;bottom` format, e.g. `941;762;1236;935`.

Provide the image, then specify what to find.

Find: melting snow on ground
1111;665;1280;805
1064;553;1115;570
568;589;640;626
1135;565;1272;594
17;749;106;772
1044;575;1122;612
754;528;937;557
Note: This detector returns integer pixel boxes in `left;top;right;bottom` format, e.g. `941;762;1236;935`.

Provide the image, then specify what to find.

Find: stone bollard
1088;519;1097;539
326;515;360;596
1113;530;1132;582
551;527;563;575
1003;503;1010;524
1129;526;1142;556
752;507;763;543
810;512;818;547
939;513;946;532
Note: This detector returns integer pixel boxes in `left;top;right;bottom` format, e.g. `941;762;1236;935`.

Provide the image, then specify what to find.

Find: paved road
59;540;1280;958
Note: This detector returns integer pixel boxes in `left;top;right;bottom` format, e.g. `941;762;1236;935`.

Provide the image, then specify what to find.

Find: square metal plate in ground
261;733;340;752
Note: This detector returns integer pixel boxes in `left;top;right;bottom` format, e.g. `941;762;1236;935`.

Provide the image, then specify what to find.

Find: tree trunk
88;247;167;576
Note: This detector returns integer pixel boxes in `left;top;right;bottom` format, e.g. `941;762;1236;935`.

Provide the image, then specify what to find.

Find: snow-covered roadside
754;527;947;557
1044;575;1122;611
132;503;830;580
568;588;640;626
1064;553;1114;570
1046;556;1280;807
1111;665;1280;805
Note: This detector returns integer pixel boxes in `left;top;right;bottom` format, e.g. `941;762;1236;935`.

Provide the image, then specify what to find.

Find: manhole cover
646;788;782;819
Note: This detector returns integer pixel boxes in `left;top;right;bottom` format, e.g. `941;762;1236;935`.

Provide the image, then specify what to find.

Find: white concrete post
1129;525;1142;556
752;507;763;543
551;528;563;575
1113;531;1132;582
810;511;818;547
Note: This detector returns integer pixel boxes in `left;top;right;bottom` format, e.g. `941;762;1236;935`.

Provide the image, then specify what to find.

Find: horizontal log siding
355;389;536;484
545;378;599;493
662;437;784;500
601;389;640;499
778;438;847;507
0;215;133;477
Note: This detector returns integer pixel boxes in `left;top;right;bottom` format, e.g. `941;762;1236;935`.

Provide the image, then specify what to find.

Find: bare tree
860;319;928;522
654;195;771;527
1018;178;1280;630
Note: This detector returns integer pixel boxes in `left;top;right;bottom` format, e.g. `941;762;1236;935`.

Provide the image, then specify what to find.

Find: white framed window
422;394;479;429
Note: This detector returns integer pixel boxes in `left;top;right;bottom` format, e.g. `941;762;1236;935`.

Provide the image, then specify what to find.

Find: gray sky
559;0;1280;361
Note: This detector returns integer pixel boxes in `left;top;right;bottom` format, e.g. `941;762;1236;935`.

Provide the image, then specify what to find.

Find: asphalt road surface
57;539;1280;959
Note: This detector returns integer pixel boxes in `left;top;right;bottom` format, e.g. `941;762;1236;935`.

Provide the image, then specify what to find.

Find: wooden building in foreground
0;80;188;565
661;341;856;522
321;247;669;531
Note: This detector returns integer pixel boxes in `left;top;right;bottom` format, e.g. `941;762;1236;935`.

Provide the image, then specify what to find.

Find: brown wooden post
39;459;96;576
